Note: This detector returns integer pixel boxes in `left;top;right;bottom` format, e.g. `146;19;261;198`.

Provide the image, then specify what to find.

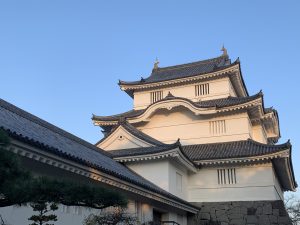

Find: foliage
83;207;138;225
0;129;128;224
0;129;127;208
28;202;58;225
285;194;300;225
0;129;33;207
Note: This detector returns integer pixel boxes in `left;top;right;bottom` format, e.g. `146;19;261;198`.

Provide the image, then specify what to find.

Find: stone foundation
188;201;292;225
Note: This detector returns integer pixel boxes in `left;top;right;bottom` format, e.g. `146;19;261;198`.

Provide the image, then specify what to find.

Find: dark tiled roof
182;139;290;161
93;92;263;122
110;145;179;158
96;121;165;146
119;55;232;85
92;109;144;121
109;139;290;161
0;98;197;210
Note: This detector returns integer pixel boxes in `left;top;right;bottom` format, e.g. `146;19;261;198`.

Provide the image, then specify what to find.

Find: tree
285;194;300;225
83;207;138;225
0;129;128;224
28;202;58;225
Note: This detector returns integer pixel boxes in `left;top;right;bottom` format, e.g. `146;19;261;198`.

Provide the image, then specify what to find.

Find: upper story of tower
119;49;248;110
93;49;281;146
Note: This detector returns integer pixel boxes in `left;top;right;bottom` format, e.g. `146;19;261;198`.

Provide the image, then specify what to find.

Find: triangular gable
97;125;156;150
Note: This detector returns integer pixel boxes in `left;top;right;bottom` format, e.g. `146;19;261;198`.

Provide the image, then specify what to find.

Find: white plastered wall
135;108;253;145
0;200;155;225
187;163;283;202
252;123;268;144
126;159;188;199
133;77;236;110
98;126;153;150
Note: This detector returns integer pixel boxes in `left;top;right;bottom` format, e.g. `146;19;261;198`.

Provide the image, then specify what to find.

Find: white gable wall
98;126;153;150
133;77;236;110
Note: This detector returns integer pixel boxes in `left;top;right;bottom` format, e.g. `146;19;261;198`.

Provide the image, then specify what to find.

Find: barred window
195;83;209;96
209;120;226;135
217;168;237;185
150;91;163;103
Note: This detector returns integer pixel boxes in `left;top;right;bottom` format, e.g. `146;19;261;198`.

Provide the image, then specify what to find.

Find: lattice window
209;120;226;135
150;91;163;103
195;83;210;96
217;168;237;185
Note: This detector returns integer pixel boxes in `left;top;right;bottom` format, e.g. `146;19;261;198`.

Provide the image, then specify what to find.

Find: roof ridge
153;55;229;73
0;98;112;157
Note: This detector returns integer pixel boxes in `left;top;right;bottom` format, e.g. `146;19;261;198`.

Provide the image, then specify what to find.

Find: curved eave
114;146;197;173
119;63;240;91
93;92;264;126
230;59;249;97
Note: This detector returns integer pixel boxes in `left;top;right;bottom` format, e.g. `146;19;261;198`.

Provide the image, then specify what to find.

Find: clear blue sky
1;1;300;188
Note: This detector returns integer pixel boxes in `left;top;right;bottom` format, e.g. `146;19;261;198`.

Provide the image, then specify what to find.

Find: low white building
0;48;297;225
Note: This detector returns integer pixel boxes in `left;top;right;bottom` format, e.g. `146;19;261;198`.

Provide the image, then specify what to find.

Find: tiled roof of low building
0;98;198;210
119;55;232;85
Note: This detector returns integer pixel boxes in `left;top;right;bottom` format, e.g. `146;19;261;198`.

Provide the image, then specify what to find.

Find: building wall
135;109;257;145
133;77;235;110
128;160;170;191
0;201;155;225
252;123;268;144
187;164;283;202
168;161;189;199
127;159;189;199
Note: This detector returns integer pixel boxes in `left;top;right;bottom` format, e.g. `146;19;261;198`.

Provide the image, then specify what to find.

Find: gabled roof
119;55;231;85
0;98;198;212
93;92;263;124
96;120;165;147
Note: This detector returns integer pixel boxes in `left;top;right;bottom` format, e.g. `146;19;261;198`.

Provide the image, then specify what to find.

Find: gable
97;126;154;150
